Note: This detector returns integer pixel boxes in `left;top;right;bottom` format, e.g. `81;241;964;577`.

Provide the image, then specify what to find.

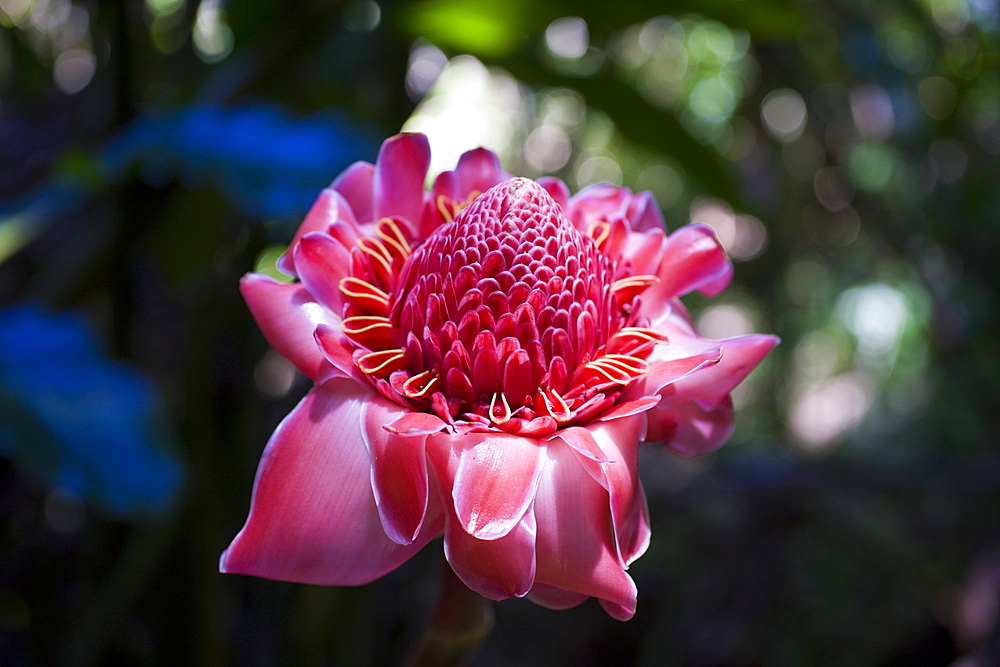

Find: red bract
220;133;778;620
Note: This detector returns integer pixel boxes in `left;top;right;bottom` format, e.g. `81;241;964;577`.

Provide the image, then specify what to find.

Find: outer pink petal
699;262;734;297
526;583;588;611
566;183;630;232
552;425;611;463
538;176;570;212
332;161;375;223
278;188;358;277
454;146;507;195
628;346;723;398
600;599;638;621
648;223;732;300
621;227;667;276
448;432;546;540
313;324;358;379
220;381;442;585
361;399;431;545
443;508;537;600
646;395;736;456
293;232;351;314
532;444;638;620
587;417;651;567
556;415;651;567
373;133;431;224
660;333;779;407
426;433;539;598
240;273;341;382
625;190;667;232
596;396;660;423
384;411;449;435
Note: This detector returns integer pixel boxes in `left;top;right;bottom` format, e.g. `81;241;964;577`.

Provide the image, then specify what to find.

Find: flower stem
406;559;494;667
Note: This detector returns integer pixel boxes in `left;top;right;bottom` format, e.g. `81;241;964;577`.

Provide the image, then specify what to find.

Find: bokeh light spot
813;166;856;212
850;84;895;141
691;199;767;260
790;371;874;450
53;47;95;94
404;56;524;177
918;76;958;120
342;0;381;32
193;0;234;64
545;16;589;60
761;88;807;142
697;303;756;340
576;154;622;186
838;282;909;358
523;124;571;172
406;40;448;100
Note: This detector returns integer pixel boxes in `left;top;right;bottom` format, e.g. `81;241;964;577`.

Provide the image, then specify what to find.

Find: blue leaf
100;104;380;220
0;304;183;520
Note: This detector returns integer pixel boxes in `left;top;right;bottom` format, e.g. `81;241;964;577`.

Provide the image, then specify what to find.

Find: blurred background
1;0;999;664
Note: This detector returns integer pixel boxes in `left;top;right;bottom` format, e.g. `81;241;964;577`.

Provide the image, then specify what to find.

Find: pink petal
646;395;736;456
443;508;537;600
220;382;442;585
531;444;639;619
526;583;588;611
361;399;432;545
384;411;449;435
553;426;612;463
454;146;507;195
600;599;638;622
621;227;667;277
659;333;779;406
373;133;431;224
698;261;734;297
596;396;661;423
332;161;375;223
313;324;362;384
445;432;547;540
537;177;569;212
649;223;733;300
628;346;723;398
625;190;667;232
278;188;358;277
240;273;340;382
557;415;650;566
293;232;352;314
425;432;542;599
566;183;630;231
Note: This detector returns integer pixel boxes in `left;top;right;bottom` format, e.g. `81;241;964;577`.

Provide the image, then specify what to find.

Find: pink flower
220;133;778;620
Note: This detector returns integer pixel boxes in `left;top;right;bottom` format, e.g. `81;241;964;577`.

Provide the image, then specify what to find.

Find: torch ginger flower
220;133;778;620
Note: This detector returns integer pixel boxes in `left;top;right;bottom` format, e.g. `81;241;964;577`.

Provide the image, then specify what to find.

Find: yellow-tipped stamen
357;349;407;375
436;195;457;222
582;354;648;387
611;275;660;294
587;220;611;249
339;277;390;311
608;327;670;355
459;190;481;211
489;391;512;425
598;354;649;375
539;387;573;422
583;361;633;386
437;191;482;223
375;218;411;259
615;327;670;345
402;370;439;399
341;315;392;336
357;237;394;278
